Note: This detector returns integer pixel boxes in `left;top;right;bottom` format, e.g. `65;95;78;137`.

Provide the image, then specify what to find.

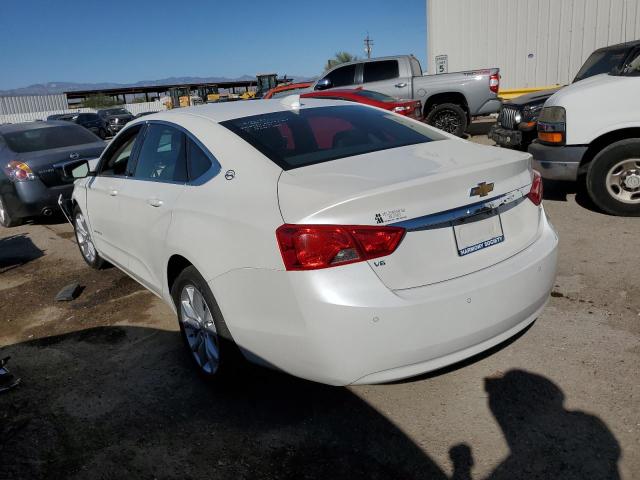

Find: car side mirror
60;158;96;180
315;78;332;90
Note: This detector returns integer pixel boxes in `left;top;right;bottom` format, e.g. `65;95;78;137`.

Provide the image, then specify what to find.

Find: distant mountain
0;74;313;96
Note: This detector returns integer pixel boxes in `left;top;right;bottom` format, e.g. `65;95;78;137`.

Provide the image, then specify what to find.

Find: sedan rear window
3;125;99;153
221;105;443;170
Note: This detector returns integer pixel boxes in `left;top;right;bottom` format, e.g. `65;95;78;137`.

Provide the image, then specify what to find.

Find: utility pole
364;33;374;59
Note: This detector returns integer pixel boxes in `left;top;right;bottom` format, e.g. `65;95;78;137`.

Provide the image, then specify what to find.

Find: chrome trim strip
391;190;526;231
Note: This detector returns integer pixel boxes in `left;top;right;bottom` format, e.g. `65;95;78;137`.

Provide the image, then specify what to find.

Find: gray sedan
0;121;105;227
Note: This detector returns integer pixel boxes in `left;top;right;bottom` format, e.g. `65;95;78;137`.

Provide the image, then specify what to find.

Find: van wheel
0;196;22;228
171;266;244;381
73;207;106;268
586;139;640;216
425;103;468;137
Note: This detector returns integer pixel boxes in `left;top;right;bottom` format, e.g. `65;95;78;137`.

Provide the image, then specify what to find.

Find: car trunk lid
19;142;105;187
277;139;540;289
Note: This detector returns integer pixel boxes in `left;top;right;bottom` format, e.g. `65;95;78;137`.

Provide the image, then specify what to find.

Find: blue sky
0;0;427;90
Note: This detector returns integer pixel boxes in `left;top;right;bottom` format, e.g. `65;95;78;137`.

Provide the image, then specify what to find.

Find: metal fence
0;94;69;115
0;101;166;125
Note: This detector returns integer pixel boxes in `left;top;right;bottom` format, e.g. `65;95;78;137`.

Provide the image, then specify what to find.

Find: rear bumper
528;141;587;181
476;98;502;116
1;179;73;219
211;213;558;386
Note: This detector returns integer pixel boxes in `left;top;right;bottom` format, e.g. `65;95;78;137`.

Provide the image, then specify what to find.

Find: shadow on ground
542;179;605;214
0;234;44;272
0;326;620;479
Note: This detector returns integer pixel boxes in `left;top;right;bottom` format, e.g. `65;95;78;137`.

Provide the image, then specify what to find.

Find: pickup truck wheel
586;139;640;216
425;103;468;137
171;266;244;382
73;207;106;268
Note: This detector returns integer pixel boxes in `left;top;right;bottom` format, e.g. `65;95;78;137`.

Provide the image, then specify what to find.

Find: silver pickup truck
313;55;501;136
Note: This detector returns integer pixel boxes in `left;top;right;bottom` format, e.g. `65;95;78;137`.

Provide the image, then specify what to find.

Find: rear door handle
395;82;407;88
109;189;118;196
147;198;163;207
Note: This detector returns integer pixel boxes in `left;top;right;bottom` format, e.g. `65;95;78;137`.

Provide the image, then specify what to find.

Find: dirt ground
0;134;638;479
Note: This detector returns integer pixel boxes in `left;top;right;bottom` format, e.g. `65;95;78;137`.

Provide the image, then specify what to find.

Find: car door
316;63;358;90
86;125;143;269
361;59;410;99
115;123;188;293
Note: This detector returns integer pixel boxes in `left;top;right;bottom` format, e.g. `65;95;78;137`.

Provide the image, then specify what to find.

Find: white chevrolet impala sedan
65;97;558;385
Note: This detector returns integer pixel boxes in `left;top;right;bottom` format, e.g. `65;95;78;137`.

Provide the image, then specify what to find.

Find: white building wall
427;0;640;89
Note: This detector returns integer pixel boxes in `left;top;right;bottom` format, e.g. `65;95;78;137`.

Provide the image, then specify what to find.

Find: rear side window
2;125;99;153
325;64;356;88
187;139;212;180
134;125;187;182
221;105;443;170
363;60;399;83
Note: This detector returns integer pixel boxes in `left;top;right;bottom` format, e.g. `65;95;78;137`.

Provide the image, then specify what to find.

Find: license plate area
453;210;504;256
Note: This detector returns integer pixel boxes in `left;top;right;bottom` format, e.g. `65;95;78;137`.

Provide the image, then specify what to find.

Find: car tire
586;138;640;216
425;103;468;137
171;266;244;382
73;206;106;268
0;196;22;228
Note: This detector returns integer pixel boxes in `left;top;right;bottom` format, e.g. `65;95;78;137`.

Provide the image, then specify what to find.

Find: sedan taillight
527;170;543;206
276;224;405;271
4;161;35;182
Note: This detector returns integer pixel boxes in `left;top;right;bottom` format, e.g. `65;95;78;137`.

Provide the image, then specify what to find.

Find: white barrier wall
0;101;166;125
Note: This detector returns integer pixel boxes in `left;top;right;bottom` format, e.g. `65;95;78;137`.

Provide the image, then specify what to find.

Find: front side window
620;50;640;76
134;125;187;182
99;127;141;176
2;125;99;153
363;60;399;83
221;105;444;170
324;64;357;88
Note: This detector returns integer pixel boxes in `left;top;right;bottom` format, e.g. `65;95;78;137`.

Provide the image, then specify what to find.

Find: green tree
81;94;119;109
325;52;359;71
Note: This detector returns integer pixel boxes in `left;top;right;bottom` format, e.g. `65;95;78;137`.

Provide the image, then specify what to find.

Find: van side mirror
315;78;332;90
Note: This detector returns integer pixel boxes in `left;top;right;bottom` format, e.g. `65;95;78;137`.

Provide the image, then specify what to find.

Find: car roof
128;98;352;125
593;39;640;53
0;120;76;134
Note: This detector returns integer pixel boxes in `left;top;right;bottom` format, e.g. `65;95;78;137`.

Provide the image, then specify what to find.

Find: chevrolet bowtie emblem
470;182;494;197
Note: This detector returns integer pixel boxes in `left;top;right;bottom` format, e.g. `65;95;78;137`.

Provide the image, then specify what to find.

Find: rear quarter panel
161;115;285;298
412;70;497;114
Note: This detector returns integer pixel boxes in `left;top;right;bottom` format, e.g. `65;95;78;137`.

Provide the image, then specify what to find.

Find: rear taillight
489;73;500;94
276;224;405;271
4;161;35;182
393;106;410;113
527;170;543;206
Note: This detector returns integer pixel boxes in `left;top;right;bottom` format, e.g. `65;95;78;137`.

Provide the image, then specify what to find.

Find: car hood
506;87;562;107
545;73;623;106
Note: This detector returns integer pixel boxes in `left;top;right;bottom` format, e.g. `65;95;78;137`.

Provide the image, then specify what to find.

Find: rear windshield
221;105;442;170
2;125;99;153
354;90;396;102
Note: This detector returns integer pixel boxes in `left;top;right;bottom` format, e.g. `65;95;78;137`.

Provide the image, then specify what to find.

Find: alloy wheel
433;110;461;134
75;212;97;262
605;158;640;204
180;285;220;374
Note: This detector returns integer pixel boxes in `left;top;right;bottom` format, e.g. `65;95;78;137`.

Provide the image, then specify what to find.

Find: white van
529;43;640;216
